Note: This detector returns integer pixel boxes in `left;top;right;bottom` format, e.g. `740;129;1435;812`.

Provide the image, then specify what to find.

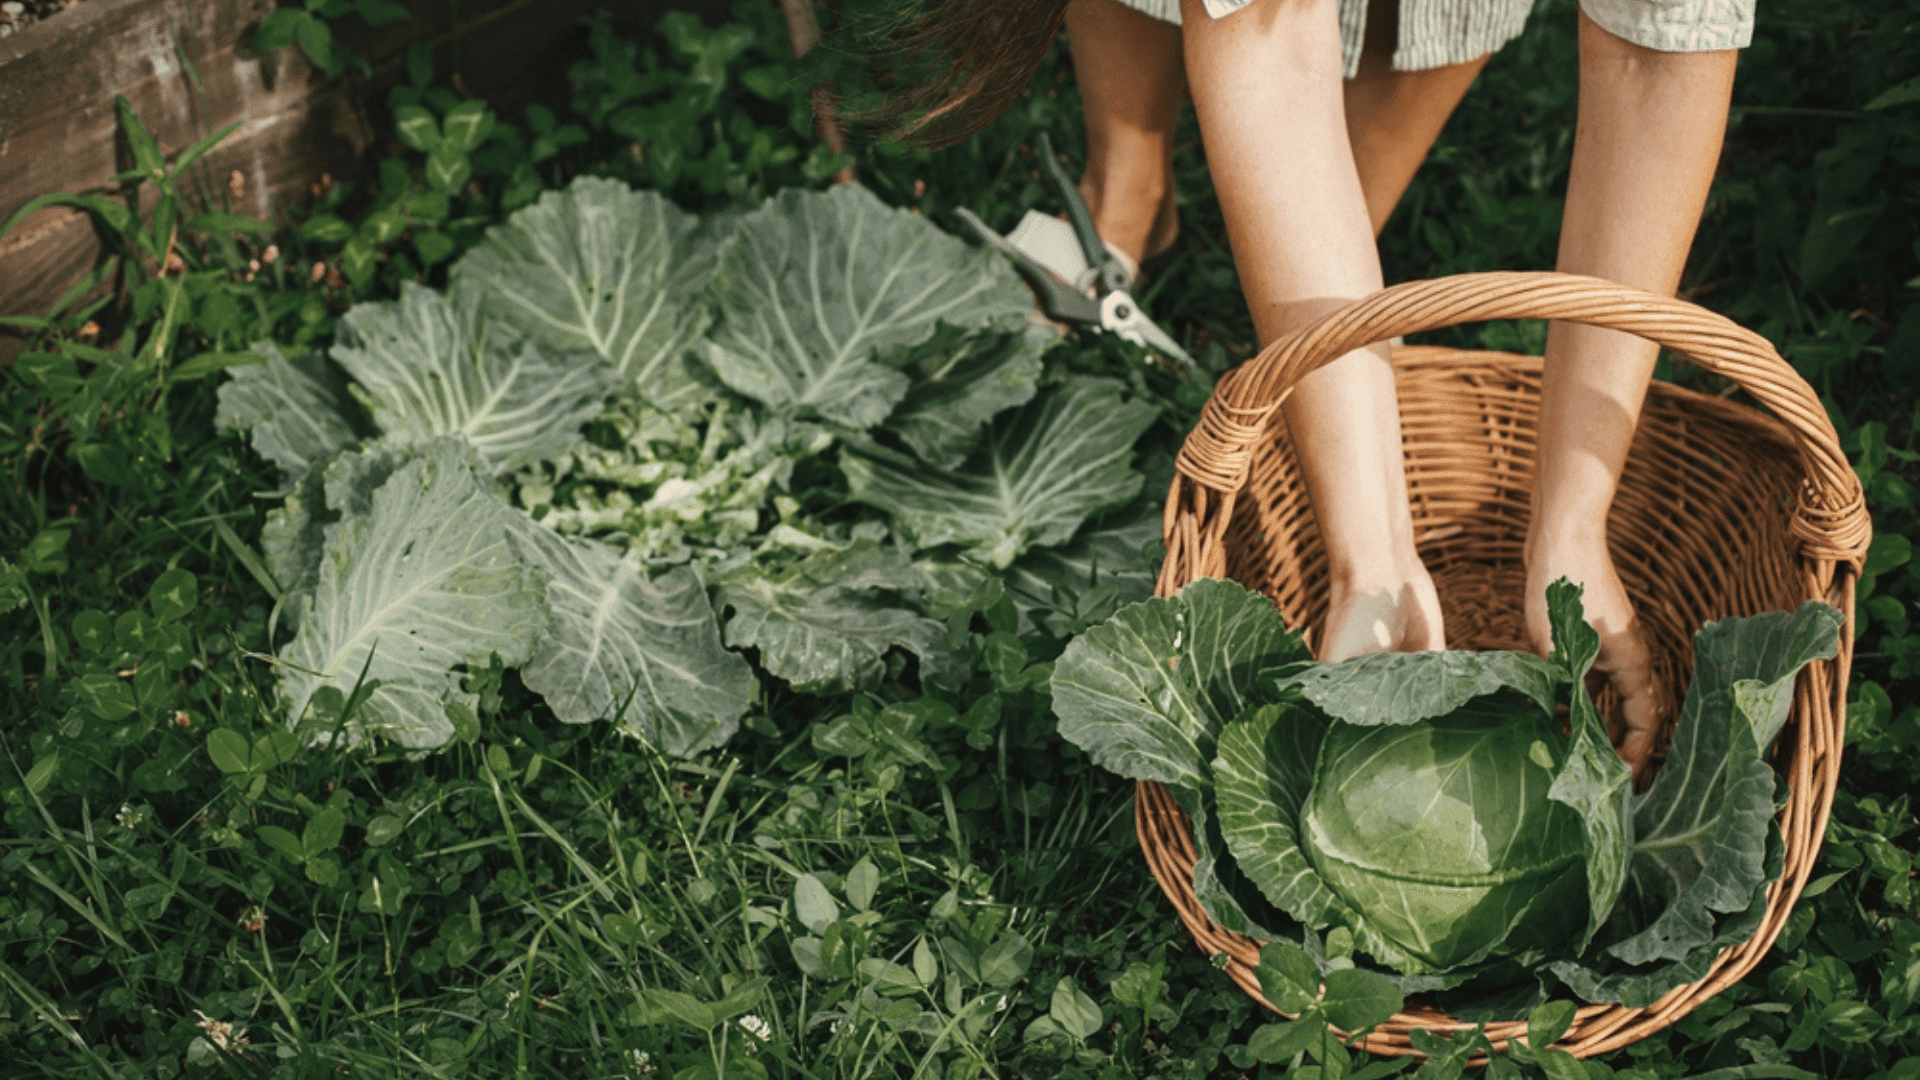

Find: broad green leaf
700;184;1030;429
206;729;250;774
1303;699;1588;972
978;931;1033;988
254;8;306;50
257;825;306;862
1285;649;1562;726
1050;577;1309;792
845;858;879;912
644;990;717;1032
439;100;494;154
793;874;839;934
1005;500;1160;629
1320;967;1403;1031
340;237;377;288
452;177;720;394
885;322;1050;468
294;13;334;72
301;214;355;244
1214;703;1351;932
843;376;1155;568
1866;74;1920;110
364;815;405;846
1248;1020;1323;1064
1049;978;1103;1040
215;343;365;480
1608;602;1843;964
262;445;415;635
1526;999;1577;1049
322;441;412;524
719;541;955;693
1542;579;1634;951
75;674;136;722
1255;941;1322;1015
147;568;197;623
1550;830;1782;1008
426;144;470;194
303;808;345;856
332;283;622;475
278;442;547;747
503;518;750;756
1190;791;1296;941
71;610;112;655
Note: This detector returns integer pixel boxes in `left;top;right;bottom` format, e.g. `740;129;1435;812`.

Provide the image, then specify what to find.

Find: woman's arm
1181;0;1444;659
1528;9;1738;775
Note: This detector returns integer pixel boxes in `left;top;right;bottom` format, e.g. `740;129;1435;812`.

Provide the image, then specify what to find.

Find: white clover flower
629;1049;657;1077
738;1013;772;1052
193;1010;248;1052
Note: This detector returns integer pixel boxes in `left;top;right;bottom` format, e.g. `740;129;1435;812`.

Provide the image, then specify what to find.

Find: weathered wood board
0;0;725;357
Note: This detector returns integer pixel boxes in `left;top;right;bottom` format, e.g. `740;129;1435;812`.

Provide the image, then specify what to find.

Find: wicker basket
1142;272;1871;1058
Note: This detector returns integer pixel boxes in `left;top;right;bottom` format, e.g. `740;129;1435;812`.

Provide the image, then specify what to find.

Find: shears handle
1036;133;1132;296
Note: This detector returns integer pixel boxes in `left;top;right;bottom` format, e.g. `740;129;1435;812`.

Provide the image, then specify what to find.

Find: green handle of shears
1036;133;1130;295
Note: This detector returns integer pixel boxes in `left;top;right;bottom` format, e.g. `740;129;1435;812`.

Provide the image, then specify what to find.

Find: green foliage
2;1;1916;1078
1061;579;1840;1010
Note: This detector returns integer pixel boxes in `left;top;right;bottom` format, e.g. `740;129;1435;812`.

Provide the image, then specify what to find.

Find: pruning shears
956;134;1195;371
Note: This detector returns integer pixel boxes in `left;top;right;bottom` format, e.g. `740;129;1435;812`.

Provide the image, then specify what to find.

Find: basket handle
1169;271;1870;569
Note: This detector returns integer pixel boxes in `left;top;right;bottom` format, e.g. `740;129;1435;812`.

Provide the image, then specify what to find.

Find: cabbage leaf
842;376;1157;568
1285;650;1561;726
1050;578;1309;795
451;177;720;397
278;441;548;748
1214;702;1352;937
1541;578;1636;952
504;517;751;756
332;283;623;475
718;541;957;693
886;323;1050;469
1601;602;1843;963
214;343;366;481
699;184;1031;430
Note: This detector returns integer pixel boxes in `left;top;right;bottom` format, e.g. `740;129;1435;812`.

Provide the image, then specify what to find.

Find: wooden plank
1;0;733;358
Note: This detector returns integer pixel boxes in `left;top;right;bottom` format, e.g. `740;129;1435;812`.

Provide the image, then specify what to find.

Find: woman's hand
1525;544;1658;781
1321;568;1446;661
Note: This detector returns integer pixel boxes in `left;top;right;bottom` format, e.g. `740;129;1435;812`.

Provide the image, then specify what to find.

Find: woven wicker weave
1143;272;1871;1059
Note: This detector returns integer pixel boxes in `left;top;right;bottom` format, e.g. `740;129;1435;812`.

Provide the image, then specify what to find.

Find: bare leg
1343;0;1489;235
1065;0;1185;265
1526;11;1737;776
1182;0;1442;659
1069;0;1486;254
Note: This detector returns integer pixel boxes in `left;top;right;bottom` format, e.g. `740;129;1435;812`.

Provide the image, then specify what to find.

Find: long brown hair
849;0;1073;149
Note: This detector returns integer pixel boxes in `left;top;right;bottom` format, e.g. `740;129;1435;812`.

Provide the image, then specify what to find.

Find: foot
1524;546;1659;781
1320;567;1446;662
1078;174;1180;272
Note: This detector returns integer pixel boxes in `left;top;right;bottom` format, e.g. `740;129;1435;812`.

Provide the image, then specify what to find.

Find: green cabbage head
1302;701;1589;970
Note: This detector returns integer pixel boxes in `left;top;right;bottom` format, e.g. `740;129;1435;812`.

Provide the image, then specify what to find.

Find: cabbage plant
1051;578;1842;1011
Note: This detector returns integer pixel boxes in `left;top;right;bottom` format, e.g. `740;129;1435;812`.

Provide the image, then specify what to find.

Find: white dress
1113;0;1754;77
